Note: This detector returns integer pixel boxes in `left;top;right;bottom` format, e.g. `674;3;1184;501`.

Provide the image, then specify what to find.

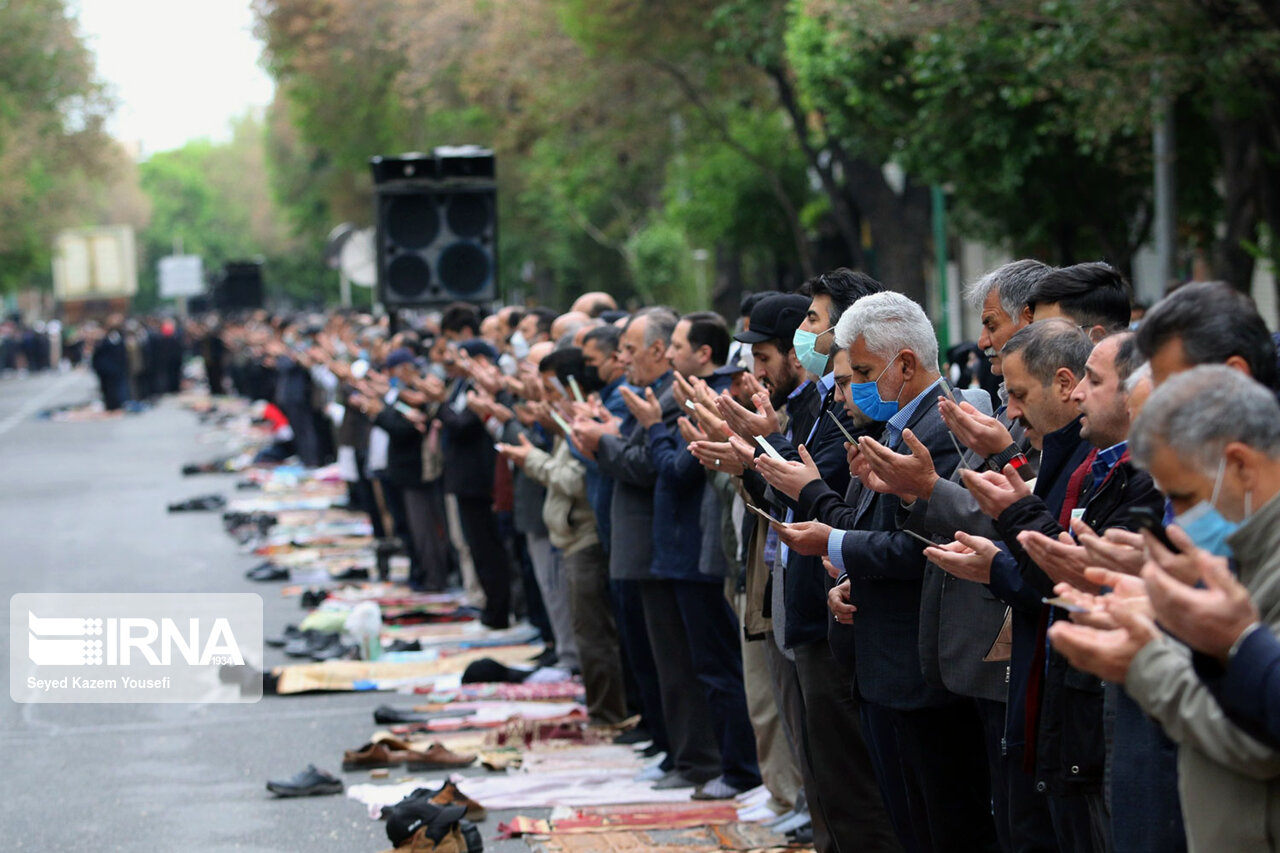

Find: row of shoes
271;628;358;661
246;561;289;582
342;737;477;772
222;510;277;533
167;494;227;512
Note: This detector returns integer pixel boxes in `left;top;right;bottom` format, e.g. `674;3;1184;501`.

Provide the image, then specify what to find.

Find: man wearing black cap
721;290;899;853
437;339;511;628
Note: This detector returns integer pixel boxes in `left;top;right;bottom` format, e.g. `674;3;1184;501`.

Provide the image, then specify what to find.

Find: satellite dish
339;228;377;288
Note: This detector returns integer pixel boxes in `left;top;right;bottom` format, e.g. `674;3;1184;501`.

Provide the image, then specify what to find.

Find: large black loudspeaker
370;147;497;307
215;261;264;310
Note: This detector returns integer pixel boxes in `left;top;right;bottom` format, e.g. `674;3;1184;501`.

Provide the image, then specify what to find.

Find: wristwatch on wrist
986;444;1035;480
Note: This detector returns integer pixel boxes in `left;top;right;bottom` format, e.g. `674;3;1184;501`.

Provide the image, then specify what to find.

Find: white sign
158;255;205;298
52;226;138;300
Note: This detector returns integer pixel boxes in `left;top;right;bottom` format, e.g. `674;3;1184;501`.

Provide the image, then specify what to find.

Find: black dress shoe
614;727;652;745
299;589;327;609
265;625;303;648
310;639;358;661
266;764;343;797
639;742;663;758
283;630;336;657
373;705;431;725
248;564;289;582
331;566;370;581
385;639;422;652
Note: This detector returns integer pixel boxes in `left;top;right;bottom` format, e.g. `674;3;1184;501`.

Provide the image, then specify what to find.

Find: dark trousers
402;483;450;591
674;580;761;790
975;697;1015;853
99;372;129;411
1046;789;1108;853
792;641;902;853
639;579;724;785
887;701;1001;853
454;494;511;629
613;578;670;761
348;477;387;540
861;701;923;853
1003;742;1059;853
563;543;627;724
1108;685;1185;853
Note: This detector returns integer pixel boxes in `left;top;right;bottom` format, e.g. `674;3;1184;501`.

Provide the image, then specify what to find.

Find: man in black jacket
437;339;511;629
963;331;1167;853
730;290;902;853
765;292;1000;853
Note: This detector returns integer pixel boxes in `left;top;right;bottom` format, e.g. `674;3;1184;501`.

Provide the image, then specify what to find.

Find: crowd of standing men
79;266;1280;852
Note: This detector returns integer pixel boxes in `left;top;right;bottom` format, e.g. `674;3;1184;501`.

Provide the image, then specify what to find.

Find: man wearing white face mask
1050;365;1280;852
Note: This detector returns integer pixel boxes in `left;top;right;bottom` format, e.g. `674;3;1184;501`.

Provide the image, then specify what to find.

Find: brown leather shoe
342;738;417;770
404;742;477;771
429;780;487;821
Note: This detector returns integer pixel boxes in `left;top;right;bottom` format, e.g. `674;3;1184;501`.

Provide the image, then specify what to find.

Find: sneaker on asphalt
650;770;697;790
266;764;343;797
734;784;770;804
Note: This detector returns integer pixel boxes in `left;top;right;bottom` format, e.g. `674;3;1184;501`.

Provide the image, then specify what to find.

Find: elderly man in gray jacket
1051;365;1280;852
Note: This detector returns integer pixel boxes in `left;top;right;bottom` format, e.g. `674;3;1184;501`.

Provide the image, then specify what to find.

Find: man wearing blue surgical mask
1052;366;1280;853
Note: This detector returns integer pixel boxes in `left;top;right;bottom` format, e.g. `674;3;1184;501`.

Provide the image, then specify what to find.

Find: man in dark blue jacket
765;292;1001;853
624;311;761;799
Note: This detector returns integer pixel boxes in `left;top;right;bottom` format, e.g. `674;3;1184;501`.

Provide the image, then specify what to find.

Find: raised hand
938;398;1013;459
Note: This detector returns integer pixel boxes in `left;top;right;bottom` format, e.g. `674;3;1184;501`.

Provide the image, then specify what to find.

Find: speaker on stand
370;147;497;309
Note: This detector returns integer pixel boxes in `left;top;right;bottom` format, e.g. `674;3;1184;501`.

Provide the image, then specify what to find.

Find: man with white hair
765;292;1001;851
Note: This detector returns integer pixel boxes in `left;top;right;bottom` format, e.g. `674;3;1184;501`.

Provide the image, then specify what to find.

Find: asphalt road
0;370;538;852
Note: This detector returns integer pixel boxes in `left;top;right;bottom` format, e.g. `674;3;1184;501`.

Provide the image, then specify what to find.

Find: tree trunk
1211;109;1260;291
843;157;931;304
712;242;744;321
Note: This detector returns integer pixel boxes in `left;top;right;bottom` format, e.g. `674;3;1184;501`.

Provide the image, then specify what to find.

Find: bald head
571;292;618;318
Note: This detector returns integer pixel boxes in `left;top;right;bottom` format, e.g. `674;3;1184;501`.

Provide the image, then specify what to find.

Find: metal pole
1152;80;1177;301
340;272;352;308
931;184;950;353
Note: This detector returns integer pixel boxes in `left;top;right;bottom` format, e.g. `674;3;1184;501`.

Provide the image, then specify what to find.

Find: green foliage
625;219;695;309
0;0;115;293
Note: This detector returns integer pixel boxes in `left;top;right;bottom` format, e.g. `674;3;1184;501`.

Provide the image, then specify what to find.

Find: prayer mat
412;680;585;703
348;771;698;816
540;801;740;833
526;826;806;852
274;644;539;693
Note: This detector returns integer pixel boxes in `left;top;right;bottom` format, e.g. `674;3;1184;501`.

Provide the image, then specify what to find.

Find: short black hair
539;346;586;385
1002;318;1093;386
1136;280;1278;389
1111;332;1142;388
804;268;884;325
1028;262;1132;331
680;311;730;366
504;308;525;328
582;324;621;356
440;303;479;336
527;307;557;338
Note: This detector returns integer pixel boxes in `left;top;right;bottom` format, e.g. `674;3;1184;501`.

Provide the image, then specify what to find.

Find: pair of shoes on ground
246;561;288;582
343;737;477;772
379;779;487;823
283;630;357;661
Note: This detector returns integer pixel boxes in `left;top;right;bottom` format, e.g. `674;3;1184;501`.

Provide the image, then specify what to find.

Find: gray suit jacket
899;389;1011;703
595;373;677;581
